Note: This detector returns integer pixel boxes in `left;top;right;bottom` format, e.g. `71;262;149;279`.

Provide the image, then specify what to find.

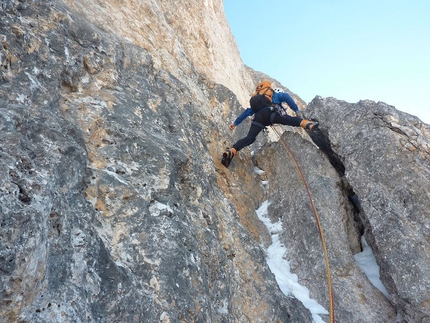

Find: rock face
1;1;429;323
305;98;430;322
254;130;397;323
61;0;255;107
0;1;311;322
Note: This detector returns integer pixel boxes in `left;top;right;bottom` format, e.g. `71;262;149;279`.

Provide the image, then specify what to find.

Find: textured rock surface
61;0;255;107
254;130;396;322
0;1;311;322
1;0;429;323
305;97;430;322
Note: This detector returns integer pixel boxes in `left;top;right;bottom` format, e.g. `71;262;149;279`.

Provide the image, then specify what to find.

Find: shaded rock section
306;97;430;322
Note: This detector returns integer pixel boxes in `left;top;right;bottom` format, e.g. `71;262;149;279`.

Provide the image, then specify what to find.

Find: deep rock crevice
308;128;365;252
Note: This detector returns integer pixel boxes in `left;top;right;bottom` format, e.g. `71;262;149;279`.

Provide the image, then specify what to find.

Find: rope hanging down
270;125;335;323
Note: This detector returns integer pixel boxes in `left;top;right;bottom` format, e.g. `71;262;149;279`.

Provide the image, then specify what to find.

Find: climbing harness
270;125;335;323
251;105;285;129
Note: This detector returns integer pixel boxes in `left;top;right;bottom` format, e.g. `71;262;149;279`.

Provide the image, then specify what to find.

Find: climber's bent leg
232;124;263;152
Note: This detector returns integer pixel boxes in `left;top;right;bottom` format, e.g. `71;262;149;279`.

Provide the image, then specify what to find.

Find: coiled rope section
270;125;335;323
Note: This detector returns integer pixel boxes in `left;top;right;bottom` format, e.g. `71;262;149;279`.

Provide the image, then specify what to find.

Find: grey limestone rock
1;0;429;322
306;97;430;322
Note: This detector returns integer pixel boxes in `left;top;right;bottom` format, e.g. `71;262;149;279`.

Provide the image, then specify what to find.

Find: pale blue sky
224;0;430;124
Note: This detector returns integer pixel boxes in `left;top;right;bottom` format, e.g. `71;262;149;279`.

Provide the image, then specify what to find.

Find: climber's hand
229;124;236;131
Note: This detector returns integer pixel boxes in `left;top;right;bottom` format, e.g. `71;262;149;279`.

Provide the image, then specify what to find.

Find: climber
221;82;319;168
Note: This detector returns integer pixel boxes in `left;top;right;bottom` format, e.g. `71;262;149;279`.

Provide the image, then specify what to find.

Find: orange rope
271;125;335;323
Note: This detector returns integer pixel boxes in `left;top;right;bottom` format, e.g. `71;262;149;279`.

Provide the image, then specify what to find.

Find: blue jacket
233;92;299;126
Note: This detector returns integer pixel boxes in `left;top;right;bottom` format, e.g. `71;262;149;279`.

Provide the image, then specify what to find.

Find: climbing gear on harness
270;104;285;116
273;87;282;93
221;148;236;168
251;106;280;129
270;125;335;323
300;120;319;130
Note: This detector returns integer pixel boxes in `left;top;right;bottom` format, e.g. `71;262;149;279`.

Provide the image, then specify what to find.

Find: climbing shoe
300;120;319;130
221;148;236;168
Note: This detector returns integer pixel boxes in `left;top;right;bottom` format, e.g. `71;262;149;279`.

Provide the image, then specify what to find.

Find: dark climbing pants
233;109;302;152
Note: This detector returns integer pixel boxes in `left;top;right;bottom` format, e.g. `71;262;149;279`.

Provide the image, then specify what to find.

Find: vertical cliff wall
0;1;311;322
61;0;255;107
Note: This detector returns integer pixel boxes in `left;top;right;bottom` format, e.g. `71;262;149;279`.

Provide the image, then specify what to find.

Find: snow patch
354;236;390;299
256;200;328;323
253;166;265;176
